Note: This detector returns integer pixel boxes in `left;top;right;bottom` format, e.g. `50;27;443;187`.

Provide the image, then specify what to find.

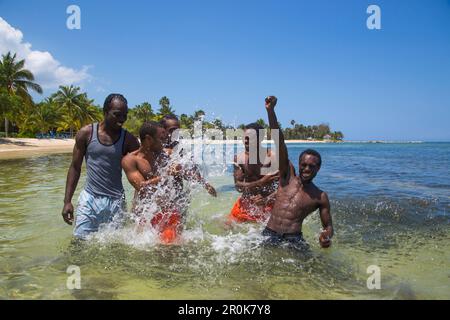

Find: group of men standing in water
61;94;333;249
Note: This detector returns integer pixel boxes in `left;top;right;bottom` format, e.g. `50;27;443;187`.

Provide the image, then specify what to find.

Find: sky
0;0;449;141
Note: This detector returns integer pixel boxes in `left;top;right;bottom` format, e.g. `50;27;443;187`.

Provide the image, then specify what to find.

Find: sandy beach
0;138;75;160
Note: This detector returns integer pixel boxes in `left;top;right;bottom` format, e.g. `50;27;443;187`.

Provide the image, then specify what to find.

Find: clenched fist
265;96;277;110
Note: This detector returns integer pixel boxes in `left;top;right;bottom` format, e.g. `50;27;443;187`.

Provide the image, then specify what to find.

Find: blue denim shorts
73;189;126;239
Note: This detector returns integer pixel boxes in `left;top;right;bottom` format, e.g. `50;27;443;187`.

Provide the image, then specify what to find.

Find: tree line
0;51;343;141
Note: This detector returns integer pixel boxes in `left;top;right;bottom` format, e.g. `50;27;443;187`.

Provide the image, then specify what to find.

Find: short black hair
139;121;162;141
244;123;265;142
159;114;179;129
103;93;128;113
299;149;322;167
244;123;264;131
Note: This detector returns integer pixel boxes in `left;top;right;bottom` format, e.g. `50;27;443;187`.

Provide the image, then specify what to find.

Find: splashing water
0;142;449;299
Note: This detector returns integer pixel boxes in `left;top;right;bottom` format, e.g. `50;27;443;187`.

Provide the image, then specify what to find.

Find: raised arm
62;125;90;225
318;192;334;248
265;96;290;186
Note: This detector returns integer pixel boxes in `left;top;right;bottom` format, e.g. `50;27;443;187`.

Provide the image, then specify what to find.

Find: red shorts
140;211;182;244
228;197;273;223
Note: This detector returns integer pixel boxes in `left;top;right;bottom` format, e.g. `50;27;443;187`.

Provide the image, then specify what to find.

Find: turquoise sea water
0;142;449;299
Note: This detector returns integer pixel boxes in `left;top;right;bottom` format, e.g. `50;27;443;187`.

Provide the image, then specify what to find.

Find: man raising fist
262;96;334;249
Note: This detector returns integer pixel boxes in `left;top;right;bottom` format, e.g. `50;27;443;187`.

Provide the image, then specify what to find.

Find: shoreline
0;138;75;160
0;137;434;160
0;137;331;160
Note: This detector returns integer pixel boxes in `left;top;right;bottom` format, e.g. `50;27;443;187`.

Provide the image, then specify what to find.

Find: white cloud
0;17;91;89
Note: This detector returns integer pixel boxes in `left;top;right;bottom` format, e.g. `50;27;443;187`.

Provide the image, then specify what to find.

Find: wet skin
61;99;140;225
264;96;333;248
121;126;171;212
161;119;217;198
233;136;279;206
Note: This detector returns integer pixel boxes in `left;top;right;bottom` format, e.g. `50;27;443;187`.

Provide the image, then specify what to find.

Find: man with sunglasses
62;94;140;239
262;96;333;250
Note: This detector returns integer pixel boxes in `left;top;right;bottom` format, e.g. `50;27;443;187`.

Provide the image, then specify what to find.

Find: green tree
255;118;268;129
123;111;141;136
0;52;43;136
212;118;224;131
0;88;27;135
193;109;205;121
53;85;98;137
134;102;154;122
157;96;175;120
317;123;331;139
332;131;344;141
32;98;63;134
180;113;193;129
125;102;155;136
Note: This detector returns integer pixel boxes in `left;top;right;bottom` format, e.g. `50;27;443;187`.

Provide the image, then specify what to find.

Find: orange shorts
140;211;182;244
228;197;273;223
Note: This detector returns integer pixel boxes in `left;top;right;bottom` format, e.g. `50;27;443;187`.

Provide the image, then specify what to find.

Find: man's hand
265;96;277;110
250;194;266;206
319;229;332;248
205;183;217;197
261;172;279;184
143;176;162;186
62;202;74;225
138;176;162;197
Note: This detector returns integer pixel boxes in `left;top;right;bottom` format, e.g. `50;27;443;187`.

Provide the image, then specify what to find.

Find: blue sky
1;0;449;141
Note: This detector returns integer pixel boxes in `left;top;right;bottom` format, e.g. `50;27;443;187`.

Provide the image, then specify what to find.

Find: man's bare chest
279;184;319;215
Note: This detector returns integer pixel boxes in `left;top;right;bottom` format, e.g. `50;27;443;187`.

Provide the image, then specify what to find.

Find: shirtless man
121;121;181;243
263;96;333;249
228;123;279;223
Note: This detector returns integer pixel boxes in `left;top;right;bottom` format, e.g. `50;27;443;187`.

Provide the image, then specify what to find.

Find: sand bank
0;138;75;160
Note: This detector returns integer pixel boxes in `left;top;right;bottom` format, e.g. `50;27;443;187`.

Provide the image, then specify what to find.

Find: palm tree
32;99;63;134
255;118;268;129
212;118;224;131
333;131;344;141
53;85;96;137
134;102;154;122
157;96;175;119
193;109;205;121
180;113;193;129
0;52;43;137
76;100;102;129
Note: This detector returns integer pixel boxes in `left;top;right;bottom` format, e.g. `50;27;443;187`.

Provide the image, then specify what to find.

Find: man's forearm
325;225;334;237
266;108;289;176
267;109;287;148
140;176;160;188
235;177;269;190
64;166;80;204
267;108;279;129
